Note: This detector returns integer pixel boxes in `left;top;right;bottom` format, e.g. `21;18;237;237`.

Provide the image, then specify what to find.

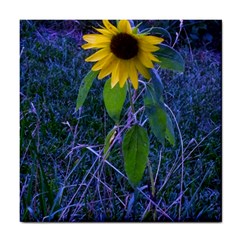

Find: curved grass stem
164;103;184;221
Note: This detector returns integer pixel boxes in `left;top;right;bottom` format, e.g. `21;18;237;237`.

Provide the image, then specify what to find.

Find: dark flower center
110;33;138;60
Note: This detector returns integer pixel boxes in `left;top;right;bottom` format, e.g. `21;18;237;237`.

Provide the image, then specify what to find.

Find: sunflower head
82;20;164;89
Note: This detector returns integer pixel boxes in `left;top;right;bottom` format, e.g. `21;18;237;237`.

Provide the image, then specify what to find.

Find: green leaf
144;85;167;145
144;84;158;105
76;70;98;110
132;22;143;34
145;102;167;145
104;126;118;159
145;70;176;146
150;69;164;101
155;44;185;72
103;79;127;123
122;125;149;187
166;113;175;146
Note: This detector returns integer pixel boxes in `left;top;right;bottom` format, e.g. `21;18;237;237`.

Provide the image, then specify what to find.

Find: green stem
133;188;138;221
127;81;136;116
147;159;156;221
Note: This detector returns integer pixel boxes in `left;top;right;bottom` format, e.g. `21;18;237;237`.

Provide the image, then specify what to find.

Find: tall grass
20;20;221;222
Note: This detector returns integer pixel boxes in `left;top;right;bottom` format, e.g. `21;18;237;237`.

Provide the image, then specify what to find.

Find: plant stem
133;188;138;221
147;159;156;221
127;81;136;117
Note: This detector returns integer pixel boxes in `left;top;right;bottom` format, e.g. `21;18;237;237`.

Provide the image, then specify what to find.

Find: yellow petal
118;20;132;34
93;27;113;37
98;55;116;79
148;52;160;62
82;43;94;49
85;47;110;62
138;51;154;68
98;65;113;79
134;58;150;79
103;20;119;35
82;42;109;49
128;60;138;89
118;60;129;87
138;38;160;52
111;59;120;88
83;34;111;44
143;36;164;45
92;54;112;71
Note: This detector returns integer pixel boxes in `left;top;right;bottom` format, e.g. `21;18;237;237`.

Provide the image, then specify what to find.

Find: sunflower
82;20;164;89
